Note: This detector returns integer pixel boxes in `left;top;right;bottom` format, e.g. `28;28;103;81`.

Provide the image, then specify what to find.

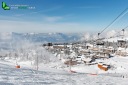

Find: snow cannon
69;70;77;73
16;65;20;68
89;73;97;76
98;64;108;71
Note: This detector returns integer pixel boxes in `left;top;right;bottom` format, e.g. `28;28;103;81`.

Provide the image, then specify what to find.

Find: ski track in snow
0;60;128;85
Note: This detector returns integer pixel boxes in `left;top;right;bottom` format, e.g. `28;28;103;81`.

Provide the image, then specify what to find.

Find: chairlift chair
96;39;104;45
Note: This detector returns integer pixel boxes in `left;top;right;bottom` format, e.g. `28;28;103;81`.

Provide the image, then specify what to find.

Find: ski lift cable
98;8;128;36
93;8;128;42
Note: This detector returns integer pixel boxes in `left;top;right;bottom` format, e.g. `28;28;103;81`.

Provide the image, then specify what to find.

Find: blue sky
0;0;128;33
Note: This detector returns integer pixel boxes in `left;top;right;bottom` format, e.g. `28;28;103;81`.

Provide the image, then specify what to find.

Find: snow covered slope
0;58;128;85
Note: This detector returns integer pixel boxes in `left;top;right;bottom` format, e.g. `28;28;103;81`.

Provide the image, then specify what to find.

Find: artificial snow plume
123;30;128;36
81;32;90;41
106;30;117;38
105;30;128;38
0;37;60;65
92;34;98;40
33;47;59;65
11;39;35;50
20;47;57;64
91;30;128;40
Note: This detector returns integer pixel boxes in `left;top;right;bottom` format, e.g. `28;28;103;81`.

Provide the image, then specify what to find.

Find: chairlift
96;39;105;45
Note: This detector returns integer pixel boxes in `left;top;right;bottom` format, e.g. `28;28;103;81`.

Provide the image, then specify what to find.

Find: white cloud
0;20;92;33
106;30;117;38
43;16;63;22
76;6;100;9
13;6;62;17
14;14;25;17
81;33;90;41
